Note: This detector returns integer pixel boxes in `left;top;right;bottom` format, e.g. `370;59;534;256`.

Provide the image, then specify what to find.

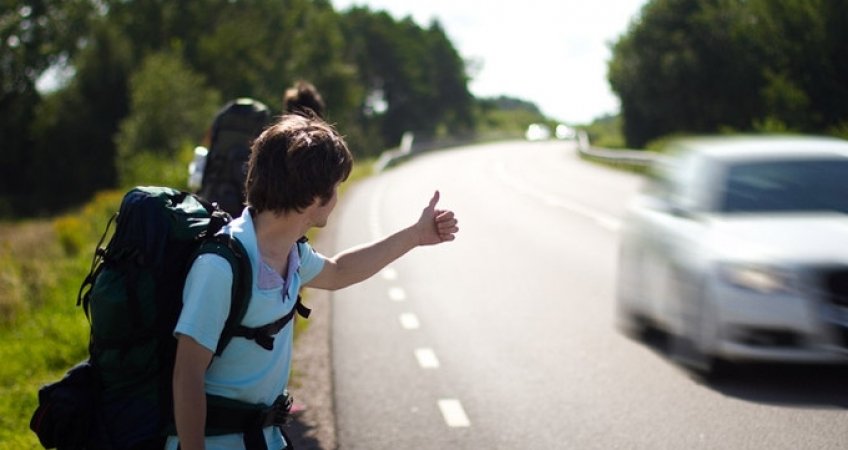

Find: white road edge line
414;348;440;368
381;267;398;280
438;399;471;427
399;313;420;330
388;287;407;301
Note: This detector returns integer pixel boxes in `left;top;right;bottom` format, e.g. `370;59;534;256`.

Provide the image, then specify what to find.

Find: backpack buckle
261;394;294;427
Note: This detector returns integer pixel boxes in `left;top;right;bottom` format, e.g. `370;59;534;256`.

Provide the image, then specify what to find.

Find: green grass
0;158;374;448
0;191;120;449
577;152;653;175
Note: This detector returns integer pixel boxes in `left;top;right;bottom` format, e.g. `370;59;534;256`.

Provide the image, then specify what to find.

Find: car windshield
720;159;848;214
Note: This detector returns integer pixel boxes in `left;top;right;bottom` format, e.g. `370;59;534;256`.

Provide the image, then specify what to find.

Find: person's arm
306;191;458;290
171;254;233;450
172;334;214;450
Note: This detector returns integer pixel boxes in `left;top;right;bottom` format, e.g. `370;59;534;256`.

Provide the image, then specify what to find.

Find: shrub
0;244;24;326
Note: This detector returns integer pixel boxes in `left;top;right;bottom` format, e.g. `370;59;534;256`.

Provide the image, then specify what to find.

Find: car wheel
616;304;649;341
668;276;731;379
670;333;730;380
615;243;650;340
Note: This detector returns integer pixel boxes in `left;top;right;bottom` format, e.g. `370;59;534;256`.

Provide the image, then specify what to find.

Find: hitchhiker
169;114;459;450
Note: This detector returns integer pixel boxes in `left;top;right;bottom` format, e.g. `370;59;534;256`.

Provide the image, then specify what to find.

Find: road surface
327;140;847;449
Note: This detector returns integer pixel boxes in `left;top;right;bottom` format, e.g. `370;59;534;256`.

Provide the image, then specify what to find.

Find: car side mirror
668;203;693;219
643;195;693;219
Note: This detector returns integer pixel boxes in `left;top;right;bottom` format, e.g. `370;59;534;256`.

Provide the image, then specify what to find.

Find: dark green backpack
31;187;254;449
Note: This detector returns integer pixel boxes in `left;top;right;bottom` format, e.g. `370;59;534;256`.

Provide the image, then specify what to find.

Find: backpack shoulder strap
226;236;313;351
194;234;252;356
294;235;312;319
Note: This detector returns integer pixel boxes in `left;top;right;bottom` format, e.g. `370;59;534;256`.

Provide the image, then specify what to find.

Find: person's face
309;183;339;228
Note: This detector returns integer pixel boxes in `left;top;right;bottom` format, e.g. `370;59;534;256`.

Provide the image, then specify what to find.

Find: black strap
194;234;253;356
231;295;310;351
77;213;117;317
204;393;294;449
243;429;268;450
229;235;312;351
194;193;232;236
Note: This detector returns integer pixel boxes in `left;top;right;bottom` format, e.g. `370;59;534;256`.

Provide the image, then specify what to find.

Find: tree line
1;0;501;217
7;0;845;217
608;0;848;148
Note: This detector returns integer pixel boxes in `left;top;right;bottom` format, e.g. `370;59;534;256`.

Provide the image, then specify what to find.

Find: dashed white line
388;287;406;301
399;313;420;330
438;399;471;427
414;348;440;368
381;267;398;280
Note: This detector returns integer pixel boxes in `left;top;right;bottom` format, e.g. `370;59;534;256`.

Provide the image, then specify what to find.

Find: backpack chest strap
230;296;311;351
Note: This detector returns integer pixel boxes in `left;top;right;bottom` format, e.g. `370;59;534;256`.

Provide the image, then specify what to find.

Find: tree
422;20;474;136
273;0;361;134
2;0;476;216
609;0;762;147
746;0;848;132
608;0;848;148
475;96;547;136
25;20;131;215
341;8;473;151
116;51;221;187
0;0;96;215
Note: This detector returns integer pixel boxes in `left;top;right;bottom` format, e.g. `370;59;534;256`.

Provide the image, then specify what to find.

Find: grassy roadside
0;159;373;449
577;152;653;175
0;190;123;449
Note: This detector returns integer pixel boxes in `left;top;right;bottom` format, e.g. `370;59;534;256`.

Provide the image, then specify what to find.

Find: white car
616;135;848;375
525;123;551;141
555;124;576;140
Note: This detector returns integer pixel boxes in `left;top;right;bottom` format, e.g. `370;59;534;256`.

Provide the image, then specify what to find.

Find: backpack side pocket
30;361;100;449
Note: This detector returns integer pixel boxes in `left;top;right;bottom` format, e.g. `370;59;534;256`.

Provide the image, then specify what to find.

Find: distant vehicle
525;123;551;141
616;135;848;375
555;124;576;140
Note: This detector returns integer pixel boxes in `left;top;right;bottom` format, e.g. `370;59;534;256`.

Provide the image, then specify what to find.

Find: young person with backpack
194;81;326;216
169;114;459;450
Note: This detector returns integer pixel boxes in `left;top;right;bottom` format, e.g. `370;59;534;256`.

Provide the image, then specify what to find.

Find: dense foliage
5;0;847;215
609;0;848;148
1;0;478;217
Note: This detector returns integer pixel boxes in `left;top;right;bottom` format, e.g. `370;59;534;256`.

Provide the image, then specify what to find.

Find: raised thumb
428;190;440;210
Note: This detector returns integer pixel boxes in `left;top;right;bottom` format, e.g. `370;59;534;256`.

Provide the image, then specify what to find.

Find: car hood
707;213;848;265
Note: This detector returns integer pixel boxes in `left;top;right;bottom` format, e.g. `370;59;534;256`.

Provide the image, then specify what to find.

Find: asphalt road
328;140;848;449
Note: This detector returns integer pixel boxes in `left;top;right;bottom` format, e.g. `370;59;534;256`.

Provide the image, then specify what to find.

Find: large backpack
198;98;272;216
29;186;308;450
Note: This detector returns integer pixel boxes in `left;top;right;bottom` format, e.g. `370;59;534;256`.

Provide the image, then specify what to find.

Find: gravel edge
286;218;339;450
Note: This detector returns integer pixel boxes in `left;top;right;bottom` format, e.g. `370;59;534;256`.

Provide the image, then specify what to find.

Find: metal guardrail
575;130;657;167
373;129;659;173
373;132;483;172
373;132;415;173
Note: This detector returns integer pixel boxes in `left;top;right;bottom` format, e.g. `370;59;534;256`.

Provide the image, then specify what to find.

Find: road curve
326;140;848;450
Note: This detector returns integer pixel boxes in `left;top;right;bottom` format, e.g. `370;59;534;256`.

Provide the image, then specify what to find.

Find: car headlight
719;264;795;294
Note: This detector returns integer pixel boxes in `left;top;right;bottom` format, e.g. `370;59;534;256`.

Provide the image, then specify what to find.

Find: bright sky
332;0;648;124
